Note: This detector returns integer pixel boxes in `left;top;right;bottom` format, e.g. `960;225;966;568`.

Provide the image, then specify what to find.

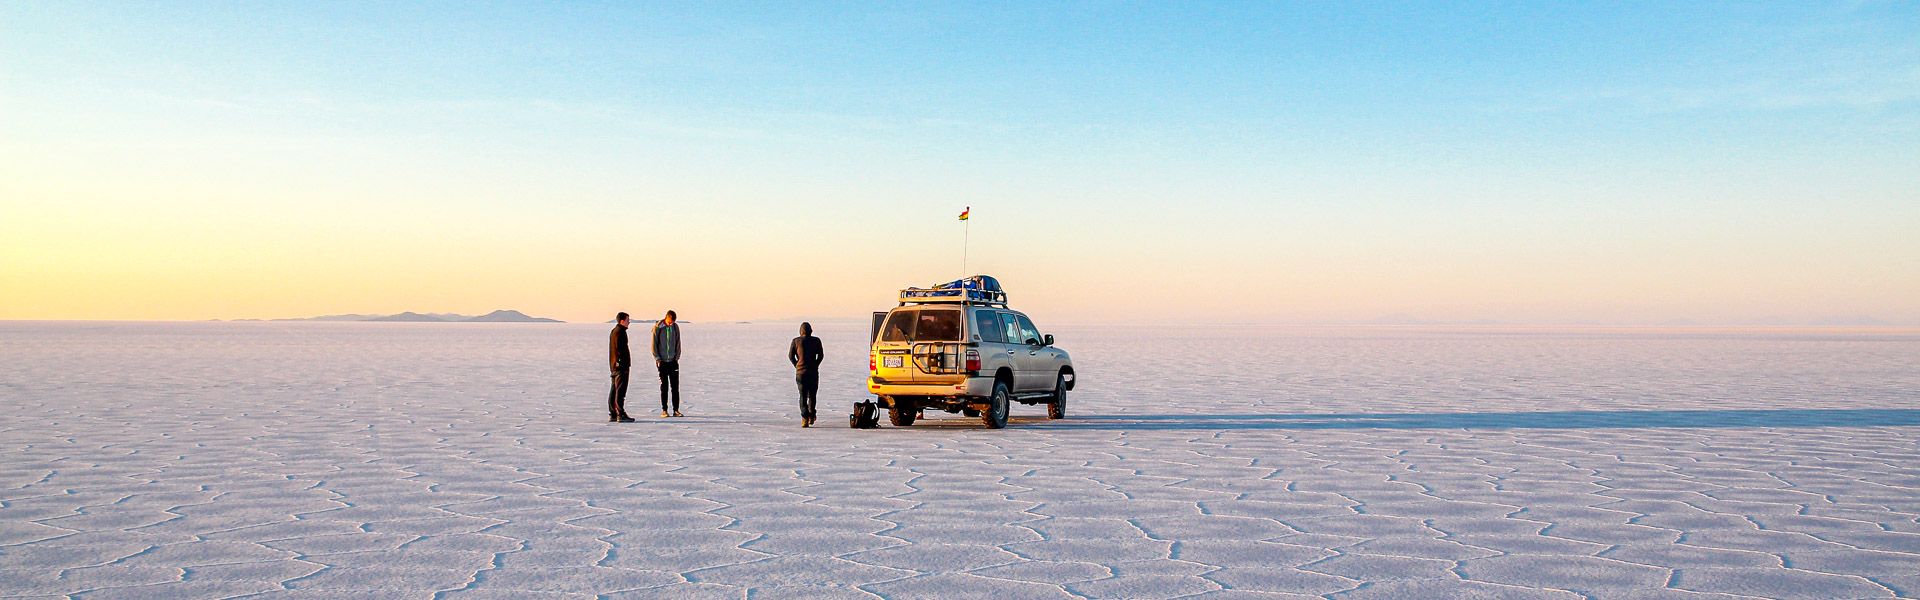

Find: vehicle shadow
900;415;1057;429
1021;409;1920;431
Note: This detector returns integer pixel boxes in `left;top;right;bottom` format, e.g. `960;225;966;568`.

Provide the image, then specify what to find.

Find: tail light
870;354;877;372
965;349;981;373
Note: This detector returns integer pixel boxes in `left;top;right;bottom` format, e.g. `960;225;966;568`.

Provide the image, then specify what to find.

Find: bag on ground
849;401;879;428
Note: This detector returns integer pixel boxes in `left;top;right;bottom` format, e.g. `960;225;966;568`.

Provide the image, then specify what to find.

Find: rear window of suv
879;309;963;342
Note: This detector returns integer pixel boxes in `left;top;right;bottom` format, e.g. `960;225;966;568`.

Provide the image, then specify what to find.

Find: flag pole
960;208;975;276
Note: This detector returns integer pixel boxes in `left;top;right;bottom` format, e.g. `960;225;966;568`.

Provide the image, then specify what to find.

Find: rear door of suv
873;309;920;383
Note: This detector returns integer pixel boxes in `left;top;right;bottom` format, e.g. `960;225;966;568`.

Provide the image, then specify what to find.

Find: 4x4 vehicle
867;276;1075;428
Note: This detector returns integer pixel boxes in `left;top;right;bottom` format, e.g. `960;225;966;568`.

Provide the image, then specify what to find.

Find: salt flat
2;321;1917;599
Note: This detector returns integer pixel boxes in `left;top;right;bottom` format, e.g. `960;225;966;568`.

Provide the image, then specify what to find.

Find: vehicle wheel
889;397;916;426
982;381;1010;429
1047;373;1067;419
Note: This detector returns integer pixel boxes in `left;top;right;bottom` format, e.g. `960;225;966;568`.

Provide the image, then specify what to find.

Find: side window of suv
973;310;1005;343
999;312;1023;345
1015;314;1041;346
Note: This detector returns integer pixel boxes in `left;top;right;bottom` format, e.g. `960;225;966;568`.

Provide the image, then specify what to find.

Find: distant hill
277;310;564;323
277;314;385;322
465;310;563;323
370;311;449;322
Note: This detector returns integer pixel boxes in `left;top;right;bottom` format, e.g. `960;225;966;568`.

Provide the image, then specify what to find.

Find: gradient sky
3;1;1917;325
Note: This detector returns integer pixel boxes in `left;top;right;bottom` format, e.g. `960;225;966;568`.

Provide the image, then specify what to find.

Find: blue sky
2;2;1916;324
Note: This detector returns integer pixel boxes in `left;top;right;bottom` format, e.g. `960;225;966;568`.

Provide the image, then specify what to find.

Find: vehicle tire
1047;373;1067;420
982;381;1010;429
889;397;916;426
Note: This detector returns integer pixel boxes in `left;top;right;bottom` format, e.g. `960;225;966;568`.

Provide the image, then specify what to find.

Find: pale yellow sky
4;160;1916;325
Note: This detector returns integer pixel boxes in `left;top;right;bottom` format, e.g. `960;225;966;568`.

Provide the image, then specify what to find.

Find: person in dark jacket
607;312;635;422
788;322;825;427
653;310;683;417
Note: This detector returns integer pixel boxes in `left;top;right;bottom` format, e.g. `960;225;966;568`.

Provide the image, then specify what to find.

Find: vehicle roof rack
899;275;1007;307
899;286;1007;306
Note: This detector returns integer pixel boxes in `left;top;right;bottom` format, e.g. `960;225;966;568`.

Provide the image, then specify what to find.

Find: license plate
884;356;903;368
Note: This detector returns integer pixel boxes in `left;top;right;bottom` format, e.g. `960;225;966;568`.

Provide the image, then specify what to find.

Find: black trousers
608;368;630;418
658;360;680;412
796;371;819;420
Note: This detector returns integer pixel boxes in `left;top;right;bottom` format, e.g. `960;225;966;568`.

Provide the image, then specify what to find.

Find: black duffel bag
849;401;879;429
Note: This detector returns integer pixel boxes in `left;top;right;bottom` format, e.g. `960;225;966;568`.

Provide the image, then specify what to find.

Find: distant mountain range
265;310;563;323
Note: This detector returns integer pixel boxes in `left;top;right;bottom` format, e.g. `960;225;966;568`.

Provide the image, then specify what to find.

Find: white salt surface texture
2;321;1918;599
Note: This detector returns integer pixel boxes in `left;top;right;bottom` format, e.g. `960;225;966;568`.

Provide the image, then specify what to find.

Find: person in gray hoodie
653;310;683;417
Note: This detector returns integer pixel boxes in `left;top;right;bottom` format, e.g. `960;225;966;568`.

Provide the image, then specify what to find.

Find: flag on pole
958;207;970;221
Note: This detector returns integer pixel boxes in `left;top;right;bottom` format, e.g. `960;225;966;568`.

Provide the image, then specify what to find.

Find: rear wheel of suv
1047;373;1067;420
889;396;916;426
982;381;1010;429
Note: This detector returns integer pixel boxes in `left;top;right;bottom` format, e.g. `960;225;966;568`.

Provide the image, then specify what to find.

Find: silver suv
867;276;1075;428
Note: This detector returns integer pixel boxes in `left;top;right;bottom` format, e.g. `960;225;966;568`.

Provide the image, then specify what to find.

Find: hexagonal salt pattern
2;322;1917;599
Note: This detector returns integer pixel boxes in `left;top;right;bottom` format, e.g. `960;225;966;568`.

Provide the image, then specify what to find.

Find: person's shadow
1026;408;1920;431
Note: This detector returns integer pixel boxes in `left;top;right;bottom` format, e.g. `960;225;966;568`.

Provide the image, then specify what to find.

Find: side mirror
1042;334;1054;347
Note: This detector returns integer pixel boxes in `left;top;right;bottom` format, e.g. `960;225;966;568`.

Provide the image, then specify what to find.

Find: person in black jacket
607;312;635;422
788;322;825;427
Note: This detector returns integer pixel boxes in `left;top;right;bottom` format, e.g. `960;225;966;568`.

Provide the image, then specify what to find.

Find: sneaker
660;411;670;418
617;416;636;423
672;411;683;417
609;416;619;422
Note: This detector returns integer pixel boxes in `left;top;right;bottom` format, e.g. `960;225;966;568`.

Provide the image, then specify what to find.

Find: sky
3;1;1917;325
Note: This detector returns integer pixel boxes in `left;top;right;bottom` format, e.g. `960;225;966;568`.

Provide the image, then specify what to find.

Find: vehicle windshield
879;309;963;342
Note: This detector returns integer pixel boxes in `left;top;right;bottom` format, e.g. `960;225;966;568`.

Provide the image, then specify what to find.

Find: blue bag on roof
935;275;1001;292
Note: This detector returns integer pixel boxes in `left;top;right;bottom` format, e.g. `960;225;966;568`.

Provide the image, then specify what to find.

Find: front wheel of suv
1047;373;1067;420
889;396;916;426
982;381;1010;429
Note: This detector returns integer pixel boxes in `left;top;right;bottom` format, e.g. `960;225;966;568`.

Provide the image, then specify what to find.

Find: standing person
653;310;683;417
788;322;824;427
607;312;635;422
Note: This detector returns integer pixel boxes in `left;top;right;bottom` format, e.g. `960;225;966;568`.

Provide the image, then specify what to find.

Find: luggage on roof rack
899;275;1007;306
936;275;1001;292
